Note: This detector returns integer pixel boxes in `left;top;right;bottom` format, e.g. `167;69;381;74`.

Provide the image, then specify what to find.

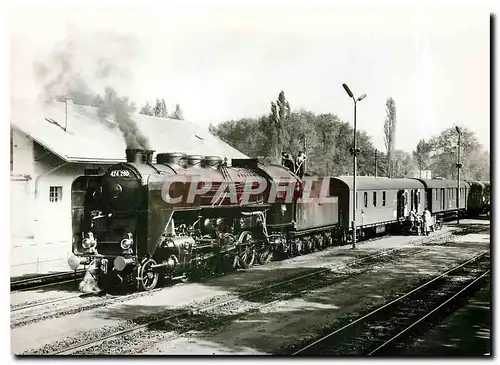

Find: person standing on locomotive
295;151;307;178
281;151;295;171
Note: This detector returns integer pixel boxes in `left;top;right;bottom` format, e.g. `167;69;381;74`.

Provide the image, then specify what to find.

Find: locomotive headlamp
120;233;134;250
81;232;97;249
112;184;123;198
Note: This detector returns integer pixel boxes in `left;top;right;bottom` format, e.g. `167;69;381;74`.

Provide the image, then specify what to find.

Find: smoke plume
34;29;150;149
97;87;151;149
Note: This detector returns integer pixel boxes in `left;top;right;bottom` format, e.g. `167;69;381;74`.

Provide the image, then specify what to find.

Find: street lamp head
455;126;462;134
342;83;354;98
357;93;367;101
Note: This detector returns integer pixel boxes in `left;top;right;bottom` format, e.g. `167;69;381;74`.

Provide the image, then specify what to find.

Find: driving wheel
237;232;256;269
137;258;159;291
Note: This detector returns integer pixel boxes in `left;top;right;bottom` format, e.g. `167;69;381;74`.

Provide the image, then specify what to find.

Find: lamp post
342;83;367;249
455;126;463;224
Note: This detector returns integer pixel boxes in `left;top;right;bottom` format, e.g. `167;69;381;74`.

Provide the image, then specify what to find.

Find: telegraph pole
375;149;378;178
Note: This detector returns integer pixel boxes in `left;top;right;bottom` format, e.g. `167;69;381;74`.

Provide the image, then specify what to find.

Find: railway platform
10;237;72;281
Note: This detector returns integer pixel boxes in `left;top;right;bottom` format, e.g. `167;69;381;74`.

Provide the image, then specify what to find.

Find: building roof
333;176;425;190
11;98;248;164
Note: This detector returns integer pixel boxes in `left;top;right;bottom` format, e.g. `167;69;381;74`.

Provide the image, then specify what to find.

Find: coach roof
413;178;470;189
332;176;425;190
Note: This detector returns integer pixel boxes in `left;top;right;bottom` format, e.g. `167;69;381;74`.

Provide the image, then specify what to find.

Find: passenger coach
330;176;426;239
413;178;470;219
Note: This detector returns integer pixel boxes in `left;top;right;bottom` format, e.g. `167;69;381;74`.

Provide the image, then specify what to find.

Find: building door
397;190;409;219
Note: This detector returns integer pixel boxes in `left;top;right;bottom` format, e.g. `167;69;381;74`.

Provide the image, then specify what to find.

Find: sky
8;1;492;154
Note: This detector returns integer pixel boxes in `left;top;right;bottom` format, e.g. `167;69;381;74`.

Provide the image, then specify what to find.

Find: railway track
24;246;406;355
291;251;490;356
11;270;85;293
12;224;468;332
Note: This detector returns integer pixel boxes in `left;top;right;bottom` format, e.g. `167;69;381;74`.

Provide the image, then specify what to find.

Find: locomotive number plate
110;170;131;177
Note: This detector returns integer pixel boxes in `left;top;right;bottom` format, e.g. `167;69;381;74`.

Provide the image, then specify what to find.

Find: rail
292;251;490;355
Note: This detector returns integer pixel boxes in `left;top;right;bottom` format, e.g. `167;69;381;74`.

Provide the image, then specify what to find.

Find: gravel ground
10;221;484;355
135;230;490;354
398;281;491;356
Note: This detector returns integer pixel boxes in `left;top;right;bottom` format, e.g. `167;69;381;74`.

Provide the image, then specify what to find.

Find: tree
209;118;266;158
268;91;291;164
161;98;168;118
171;104;184;120
153;98;168;118
413;139;432;177
383;97;397;177
209;108;381;178
392;149;416;177
427;127;484;180
139;102;154;116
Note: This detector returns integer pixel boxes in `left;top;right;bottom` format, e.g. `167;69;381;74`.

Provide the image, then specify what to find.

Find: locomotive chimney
125;149;155;164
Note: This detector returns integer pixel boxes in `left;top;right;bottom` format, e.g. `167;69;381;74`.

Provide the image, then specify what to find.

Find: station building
10;98;246;276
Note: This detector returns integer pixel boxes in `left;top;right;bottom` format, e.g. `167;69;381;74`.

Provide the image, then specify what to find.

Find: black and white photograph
6;0;492;357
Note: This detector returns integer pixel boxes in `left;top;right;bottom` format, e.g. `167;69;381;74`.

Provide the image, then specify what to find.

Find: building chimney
64;96;73;131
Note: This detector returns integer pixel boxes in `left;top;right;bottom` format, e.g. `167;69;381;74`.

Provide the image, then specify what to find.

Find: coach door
397;190;409;219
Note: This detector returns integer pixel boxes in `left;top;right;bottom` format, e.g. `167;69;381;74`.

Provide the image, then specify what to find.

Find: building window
382;191;386;206
49;186;63;203
364;192;368;208
373;191;377;207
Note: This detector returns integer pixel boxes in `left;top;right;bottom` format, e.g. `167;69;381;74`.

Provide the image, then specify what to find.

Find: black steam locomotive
69;148;489;291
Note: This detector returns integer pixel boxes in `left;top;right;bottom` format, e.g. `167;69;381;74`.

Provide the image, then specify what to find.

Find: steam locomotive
68;148;490;291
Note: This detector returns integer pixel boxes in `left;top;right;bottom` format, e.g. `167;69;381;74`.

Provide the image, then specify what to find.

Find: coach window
49;186;63;203
363;192;368;208
417;191;421;204
373;192;377;207
382;191;386;206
